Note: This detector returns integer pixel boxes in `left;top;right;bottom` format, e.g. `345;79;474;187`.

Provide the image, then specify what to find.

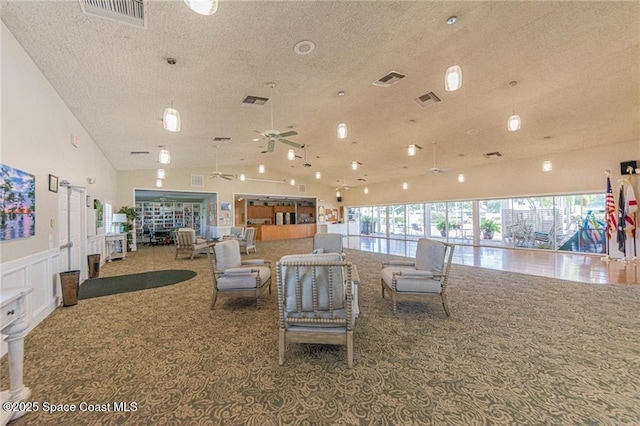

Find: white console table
105;233;127;262
1;289;33;425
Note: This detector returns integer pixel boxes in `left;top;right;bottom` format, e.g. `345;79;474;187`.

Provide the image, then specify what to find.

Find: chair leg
278;330;286;366
346;330;353;368
442;294;451;317
210;288;218;310
381;279;385;298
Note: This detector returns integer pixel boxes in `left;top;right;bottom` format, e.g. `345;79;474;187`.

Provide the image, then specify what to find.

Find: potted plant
360;215;373;235
436;220;447;237
118;206;137;250
481;219;501;240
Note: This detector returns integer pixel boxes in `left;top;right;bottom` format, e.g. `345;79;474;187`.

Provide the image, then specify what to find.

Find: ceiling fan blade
267;139;275;152
252;129;266;136
222;175;232;181
280;138;303;149
279;130;298;138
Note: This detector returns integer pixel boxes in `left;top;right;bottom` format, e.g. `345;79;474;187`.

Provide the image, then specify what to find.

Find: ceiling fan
301;145;312;168
429;142;452;174
209;146;235;180
254;82;304;153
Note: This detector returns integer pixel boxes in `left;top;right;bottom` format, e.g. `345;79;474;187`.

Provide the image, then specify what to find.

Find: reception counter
251;224;316;241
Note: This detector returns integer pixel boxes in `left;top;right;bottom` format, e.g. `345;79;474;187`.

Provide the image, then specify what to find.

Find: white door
59;186;87;280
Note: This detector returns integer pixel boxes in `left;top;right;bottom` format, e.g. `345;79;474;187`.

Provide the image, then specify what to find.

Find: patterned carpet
2;238;640;425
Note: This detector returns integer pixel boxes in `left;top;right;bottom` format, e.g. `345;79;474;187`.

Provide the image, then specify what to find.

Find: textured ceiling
2;1;638;189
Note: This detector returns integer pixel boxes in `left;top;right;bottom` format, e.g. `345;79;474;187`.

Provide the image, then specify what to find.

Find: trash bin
88;254;101;278
59;270;80;307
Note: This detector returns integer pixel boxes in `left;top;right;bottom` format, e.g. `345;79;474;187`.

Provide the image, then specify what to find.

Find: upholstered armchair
312;233;345;258
276;253;360;367
207;239;271;309
239;227;257;254
381;238;454;316
175;228;214;260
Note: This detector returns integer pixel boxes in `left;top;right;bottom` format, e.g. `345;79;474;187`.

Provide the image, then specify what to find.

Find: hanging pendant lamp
163;104;181;132
258;164;265;174
287;149;295;160
158;149;171;165
155;179;163;188
337;122;348;139
408;144;417;156
507;113;521;132
183;0;218;15
445;65;462;91
156;168;166;179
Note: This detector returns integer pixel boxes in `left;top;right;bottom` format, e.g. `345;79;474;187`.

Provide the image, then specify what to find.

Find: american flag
605;177;617;240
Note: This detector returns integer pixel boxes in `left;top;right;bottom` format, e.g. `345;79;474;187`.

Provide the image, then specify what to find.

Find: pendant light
542;161;552;172
239;173;246;181
337;91;347;139
336;190;341;197
158;148;171;165
290;179;295;186
287;149;295;161
351;161;358;171
364;187;369;194
507;80;521;132
315;171;321;179
155;179;163;188
156;168;166;179
402;182;408;190
183;0;218;15
408;144;417;157
258;164;265;174
163;102;181;132
457;173;465;183
445;65;462;92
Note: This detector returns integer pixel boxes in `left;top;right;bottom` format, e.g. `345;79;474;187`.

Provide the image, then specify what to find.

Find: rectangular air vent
130;151;150;156
212;137;231;142
484;151;503;158
413;91;442;109
298;184;306;193
241;95;269;107
190;175;204;187
372;71;406;88
80;0;146;28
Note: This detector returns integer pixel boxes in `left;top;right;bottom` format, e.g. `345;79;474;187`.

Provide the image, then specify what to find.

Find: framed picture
220;202;231;211
0;164;36;241
48;174;58;193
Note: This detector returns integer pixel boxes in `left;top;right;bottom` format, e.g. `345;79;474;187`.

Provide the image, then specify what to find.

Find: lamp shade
239;173;246;181
156;168;166;179
287;149;295;160
351;161;358;170
112;214;127;224
258;164;265;173
507;114;521;132
183;0;218;15
408;144;417;156
337;123;347;139
445;65;462;91
163;107;181;132
159;149;171;164
315;171;321;179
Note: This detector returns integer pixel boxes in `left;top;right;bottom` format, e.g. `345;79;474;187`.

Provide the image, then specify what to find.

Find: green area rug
79;270;197;299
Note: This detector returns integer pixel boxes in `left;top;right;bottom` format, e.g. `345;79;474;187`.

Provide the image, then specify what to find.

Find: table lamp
112;214;127;233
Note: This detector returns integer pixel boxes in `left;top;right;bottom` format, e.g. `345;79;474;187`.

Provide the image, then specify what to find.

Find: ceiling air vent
414;91;442;109
372;71;406;88
484;151;503;158
190;175;204;187
298;184;306;193
79;0;147;28
130;151;149;156
241;95;269;107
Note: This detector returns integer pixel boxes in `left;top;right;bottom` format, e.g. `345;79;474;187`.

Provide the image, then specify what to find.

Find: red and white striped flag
605;177;617;240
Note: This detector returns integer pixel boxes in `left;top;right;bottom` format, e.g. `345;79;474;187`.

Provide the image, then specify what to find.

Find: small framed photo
48;174;58;193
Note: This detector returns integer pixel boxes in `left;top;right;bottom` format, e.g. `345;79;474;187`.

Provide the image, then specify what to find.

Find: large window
347;192;606;254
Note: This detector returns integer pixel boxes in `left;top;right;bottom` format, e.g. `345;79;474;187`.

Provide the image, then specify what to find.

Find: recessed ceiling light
446;16;457;25
293;40;315;55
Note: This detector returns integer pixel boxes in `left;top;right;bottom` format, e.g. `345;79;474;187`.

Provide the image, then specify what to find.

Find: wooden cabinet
248;205;273;219
274;205;295;213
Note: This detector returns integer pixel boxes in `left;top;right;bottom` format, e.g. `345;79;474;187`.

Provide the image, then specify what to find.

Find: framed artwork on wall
48;174;58;193
0;163;36;241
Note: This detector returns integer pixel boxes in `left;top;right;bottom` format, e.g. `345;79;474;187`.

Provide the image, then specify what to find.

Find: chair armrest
382;260;416;268
393;270;435;278
223;268;257;276
241;259;270;266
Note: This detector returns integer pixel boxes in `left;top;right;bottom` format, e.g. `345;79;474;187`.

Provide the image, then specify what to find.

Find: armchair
239;227;257;254
276;253;359;367
312;233;345;258
381;238;454;316
207;239;271;309
174;228;214;260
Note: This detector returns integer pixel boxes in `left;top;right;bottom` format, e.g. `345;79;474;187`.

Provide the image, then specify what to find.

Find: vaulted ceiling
2;1;638;189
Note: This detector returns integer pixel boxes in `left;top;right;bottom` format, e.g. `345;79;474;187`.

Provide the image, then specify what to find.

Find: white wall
0;22;117;356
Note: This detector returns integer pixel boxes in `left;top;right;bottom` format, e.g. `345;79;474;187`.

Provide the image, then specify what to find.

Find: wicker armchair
206;239;271;309
276;253;359;367
174;228;214;260
381;238;454;316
